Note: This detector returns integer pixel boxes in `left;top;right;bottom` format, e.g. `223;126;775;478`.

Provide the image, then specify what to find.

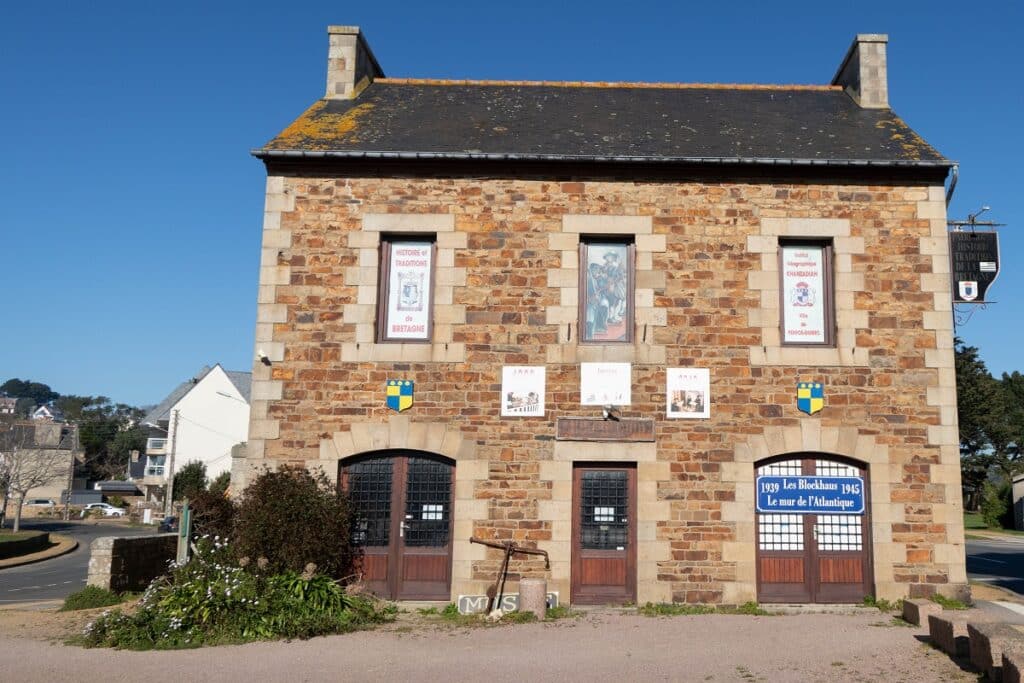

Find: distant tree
70;398;146;481
209;471;232;497
13;398;35;419
956;339;999;509
0;379;58;406
173;461;207;501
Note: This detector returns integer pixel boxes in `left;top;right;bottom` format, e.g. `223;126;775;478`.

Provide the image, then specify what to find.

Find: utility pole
163;410;179;518
63;424;78;521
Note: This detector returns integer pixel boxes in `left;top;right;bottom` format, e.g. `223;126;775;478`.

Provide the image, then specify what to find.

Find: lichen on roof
265;100;377;150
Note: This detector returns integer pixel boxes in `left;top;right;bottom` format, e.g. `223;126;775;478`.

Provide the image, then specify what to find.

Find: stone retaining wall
0;532;49;559
87;534;177;593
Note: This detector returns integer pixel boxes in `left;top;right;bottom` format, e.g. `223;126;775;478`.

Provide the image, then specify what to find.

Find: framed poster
580;362;631;406
501;366;545;417
666;368;710;419
380;240;433;341
781;244;829;344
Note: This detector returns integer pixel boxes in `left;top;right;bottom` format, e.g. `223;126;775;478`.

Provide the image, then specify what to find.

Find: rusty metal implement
470;536;550;613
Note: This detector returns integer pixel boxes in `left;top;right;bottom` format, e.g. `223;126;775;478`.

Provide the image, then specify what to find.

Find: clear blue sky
2;1;1021;407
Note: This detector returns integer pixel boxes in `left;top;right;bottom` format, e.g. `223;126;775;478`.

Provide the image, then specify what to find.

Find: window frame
778;239;836;347
376;235;437;344
578;237;636;344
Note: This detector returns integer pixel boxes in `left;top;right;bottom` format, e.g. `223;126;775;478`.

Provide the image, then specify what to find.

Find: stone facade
241;173;966;604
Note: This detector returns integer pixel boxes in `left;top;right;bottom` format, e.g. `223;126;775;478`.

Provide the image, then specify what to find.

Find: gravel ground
0;608;977;682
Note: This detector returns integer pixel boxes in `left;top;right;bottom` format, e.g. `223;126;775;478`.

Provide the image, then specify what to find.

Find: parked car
81;502;126;518
26;498;56;508
158;516;178;533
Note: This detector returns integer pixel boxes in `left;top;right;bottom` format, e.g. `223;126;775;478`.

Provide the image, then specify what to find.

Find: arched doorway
755;454;873;603
340;450;454;600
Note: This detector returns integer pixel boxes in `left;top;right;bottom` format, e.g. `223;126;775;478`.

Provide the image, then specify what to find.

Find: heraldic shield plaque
797;382;824;415
386;380;414;412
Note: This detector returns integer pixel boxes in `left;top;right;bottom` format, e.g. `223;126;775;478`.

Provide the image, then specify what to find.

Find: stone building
241;26;966;606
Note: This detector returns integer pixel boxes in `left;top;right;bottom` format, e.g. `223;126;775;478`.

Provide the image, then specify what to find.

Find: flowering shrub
79;537;394;649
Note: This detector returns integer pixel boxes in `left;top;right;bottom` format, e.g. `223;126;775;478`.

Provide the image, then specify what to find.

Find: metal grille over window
758;460;802;476
814;515;863;551
347;460;393;546
815;460;859;477
403;458;451;547
580;470;629;550
758;514;804;551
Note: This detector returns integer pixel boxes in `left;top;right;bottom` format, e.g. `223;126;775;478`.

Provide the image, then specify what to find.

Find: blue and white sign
756;476;864;514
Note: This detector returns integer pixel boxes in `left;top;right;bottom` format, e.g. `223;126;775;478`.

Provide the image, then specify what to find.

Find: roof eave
251;148;953;169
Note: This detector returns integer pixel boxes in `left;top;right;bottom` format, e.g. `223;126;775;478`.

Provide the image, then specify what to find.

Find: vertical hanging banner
580;362;631;406
666;368;710;419
950;231;1000;303
384;241;433;340
501;366;546;417
781;245;827;343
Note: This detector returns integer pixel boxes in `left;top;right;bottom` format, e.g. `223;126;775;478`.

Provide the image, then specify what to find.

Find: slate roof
254;80;949;168
225;371;252;403
142;366;213;426
142;366;252;427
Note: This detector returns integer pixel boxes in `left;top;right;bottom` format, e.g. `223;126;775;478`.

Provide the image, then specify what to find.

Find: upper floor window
780;240;835;346
377;237;436;343
579;239;634;343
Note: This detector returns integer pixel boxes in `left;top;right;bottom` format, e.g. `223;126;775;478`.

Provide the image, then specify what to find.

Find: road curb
0;534;79;570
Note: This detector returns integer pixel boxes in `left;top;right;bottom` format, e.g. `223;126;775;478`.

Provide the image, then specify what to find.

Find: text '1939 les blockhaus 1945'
235;26;966;607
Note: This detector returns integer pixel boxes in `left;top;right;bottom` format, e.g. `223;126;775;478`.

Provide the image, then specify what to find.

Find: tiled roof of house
254;80;948;168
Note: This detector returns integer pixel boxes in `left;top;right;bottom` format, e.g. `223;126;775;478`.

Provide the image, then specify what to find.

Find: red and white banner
781;246;826;343
385;241;432;340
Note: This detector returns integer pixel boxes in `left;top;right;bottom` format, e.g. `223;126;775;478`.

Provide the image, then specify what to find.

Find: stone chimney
831;34;889;109
326;25;384;100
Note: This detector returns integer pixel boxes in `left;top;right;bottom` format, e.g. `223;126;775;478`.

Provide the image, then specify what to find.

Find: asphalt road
0;519;155;603
967;535;1024;595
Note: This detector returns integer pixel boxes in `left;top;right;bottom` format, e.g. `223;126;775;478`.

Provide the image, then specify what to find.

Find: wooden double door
756;456;873;603
572;463;637;604
341;452;454;600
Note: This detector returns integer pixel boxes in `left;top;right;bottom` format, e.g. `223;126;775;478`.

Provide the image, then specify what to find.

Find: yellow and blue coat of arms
797;382;824;415
386;380;414;412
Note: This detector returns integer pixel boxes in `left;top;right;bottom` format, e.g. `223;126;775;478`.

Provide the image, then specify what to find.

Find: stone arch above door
320;414;479;467
718;421;895;605
319;414;487;601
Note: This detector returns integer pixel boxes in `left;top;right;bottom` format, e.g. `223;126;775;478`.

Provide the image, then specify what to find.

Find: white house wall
168;366;250;481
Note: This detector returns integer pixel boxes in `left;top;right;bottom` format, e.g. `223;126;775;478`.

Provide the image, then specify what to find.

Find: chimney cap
327;25;361;35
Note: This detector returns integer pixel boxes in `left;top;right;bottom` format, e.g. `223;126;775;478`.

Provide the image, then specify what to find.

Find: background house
132;364;250;503
0;422;76;507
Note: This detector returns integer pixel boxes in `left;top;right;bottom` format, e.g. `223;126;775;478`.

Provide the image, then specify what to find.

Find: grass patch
61;586;126;612
545;605;582;620
861;595;903;613
964;512;1024;536
638;601;770;617
930;594;970;610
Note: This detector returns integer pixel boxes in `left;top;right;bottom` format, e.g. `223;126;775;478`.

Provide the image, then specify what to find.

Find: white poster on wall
781;245;826;343
666;368;710;419
501;366;546;417
384;241;433;340
580;362;631;406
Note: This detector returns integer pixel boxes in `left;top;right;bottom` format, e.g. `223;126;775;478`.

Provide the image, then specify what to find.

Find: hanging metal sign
756;475;864;514
950;231;1000;303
